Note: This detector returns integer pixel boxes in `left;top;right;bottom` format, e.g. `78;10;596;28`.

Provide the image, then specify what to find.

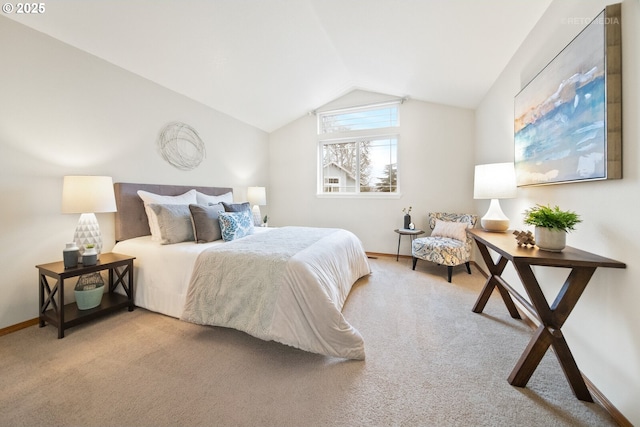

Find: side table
394;228;425;261
36;252;135;338
468;229;626;401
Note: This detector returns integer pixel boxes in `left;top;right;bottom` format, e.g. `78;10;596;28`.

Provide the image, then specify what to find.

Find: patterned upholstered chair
411;212;478;283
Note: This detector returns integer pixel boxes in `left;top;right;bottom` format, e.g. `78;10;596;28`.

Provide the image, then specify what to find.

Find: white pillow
137;189;197;241
431;220;468;242
196;191;233;205
149;204;194;245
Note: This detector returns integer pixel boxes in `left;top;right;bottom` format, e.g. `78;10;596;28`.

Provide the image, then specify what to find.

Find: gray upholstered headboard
114;183;233;242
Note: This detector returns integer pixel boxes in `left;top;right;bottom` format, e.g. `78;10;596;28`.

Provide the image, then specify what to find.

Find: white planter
535;226;566;252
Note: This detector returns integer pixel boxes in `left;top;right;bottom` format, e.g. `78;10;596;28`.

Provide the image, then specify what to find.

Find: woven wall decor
157;122;206;170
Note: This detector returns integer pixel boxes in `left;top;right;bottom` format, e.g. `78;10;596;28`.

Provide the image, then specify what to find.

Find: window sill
316;192;402;199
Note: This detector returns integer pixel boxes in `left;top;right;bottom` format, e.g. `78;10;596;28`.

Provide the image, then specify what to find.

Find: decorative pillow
196;191;233;206
218;210;254;241
431;220;468;242
189;203;224;243
222;201;251;213
137;189;197;241
148;204;194;245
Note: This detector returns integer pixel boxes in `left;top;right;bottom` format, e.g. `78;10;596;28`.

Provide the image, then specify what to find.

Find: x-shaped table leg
109;261;134;311
472;240;521;319
510;261;596;402
39;274;59;326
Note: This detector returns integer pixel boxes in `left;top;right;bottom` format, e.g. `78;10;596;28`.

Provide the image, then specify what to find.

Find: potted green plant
82;244;98;266
523;204;582;252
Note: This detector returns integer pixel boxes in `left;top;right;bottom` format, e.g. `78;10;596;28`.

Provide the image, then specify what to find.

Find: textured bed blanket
181;226;370;359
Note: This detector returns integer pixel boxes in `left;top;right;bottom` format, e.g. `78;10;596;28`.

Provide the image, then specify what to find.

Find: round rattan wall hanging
157;122;206;170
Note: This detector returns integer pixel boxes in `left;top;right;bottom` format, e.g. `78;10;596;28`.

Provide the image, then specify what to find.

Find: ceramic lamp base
480;218;510;232
73;213;103;259
252;205;262;227
480;199;510;232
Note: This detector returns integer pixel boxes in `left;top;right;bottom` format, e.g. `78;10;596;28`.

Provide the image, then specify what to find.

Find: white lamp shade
473;162;517;199
247;186;267;206
62;176;117;213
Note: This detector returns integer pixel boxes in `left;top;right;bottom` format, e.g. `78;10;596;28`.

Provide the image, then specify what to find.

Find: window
319;103;399;134
318;102;399;195
324;177;341;192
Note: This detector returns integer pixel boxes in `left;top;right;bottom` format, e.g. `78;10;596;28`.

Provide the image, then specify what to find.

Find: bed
112;183;370;360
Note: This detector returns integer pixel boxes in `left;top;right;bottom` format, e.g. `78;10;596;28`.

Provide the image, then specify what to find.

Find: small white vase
535;226;566;252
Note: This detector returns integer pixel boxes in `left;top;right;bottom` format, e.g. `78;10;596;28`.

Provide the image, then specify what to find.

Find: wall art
514;4;621;186
157;122;206;171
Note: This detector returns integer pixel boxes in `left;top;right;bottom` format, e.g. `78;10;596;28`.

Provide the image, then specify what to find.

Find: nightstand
36;252;135;338
394;228;425;261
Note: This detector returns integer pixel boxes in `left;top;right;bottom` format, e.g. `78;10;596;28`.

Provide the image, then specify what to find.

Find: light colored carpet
0;256;615;426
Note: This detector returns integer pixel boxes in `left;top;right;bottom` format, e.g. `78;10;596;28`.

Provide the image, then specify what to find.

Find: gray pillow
222;201;251;212
148;204;194;245
189;203;224;243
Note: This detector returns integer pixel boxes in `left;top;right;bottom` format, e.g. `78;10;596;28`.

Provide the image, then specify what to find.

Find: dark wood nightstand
36;252;135;338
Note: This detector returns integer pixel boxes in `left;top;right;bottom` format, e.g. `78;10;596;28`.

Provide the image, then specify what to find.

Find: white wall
475;0;640;424
268;90;476;254
0;17;269;329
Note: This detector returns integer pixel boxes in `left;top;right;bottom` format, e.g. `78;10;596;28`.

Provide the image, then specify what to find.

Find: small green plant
402;206;412;215
523;204;582;232
263;215;268;223
85;243;95;249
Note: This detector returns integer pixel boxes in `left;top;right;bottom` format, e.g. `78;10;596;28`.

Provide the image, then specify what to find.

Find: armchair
411;212;478;283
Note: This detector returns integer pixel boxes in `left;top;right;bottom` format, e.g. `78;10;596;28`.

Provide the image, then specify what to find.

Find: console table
468;229;626;401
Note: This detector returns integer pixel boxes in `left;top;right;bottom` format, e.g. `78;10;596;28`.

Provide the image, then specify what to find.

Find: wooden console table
468;229;626;401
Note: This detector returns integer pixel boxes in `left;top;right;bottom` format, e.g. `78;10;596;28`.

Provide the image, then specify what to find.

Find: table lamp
247;186;267;226
62;176;117;258
473;163;517;232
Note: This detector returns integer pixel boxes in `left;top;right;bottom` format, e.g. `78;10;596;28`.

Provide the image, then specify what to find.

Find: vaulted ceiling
6;0;552;132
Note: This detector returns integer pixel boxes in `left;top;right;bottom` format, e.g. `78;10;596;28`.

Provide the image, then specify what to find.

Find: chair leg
412;257;418;270
447;266;453;283
465;262;471;274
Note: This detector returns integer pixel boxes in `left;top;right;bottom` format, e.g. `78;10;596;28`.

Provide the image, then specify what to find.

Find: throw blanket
181;226;370;359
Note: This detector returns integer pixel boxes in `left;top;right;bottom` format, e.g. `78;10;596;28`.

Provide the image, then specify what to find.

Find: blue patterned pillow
218;210;254;241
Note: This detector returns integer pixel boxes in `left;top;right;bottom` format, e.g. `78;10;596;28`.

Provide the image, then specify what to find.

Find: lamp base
251;205;262;227
480;218;510;232
481;199;510;232
73;213;103;259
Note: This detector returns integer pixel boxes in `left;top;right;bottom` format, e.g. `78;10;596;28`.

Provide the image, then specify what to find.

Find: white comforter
113;235;226;318
180;226;370;360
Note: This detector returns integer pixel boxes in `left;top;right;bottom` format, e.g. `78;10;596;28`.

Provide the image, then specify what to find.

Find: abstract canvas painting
514;5;621;186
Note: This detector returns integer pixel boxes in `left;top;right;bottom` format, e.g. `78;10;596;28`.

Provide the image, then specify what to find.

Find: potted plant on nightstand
82;244;98;266
523;204;582;252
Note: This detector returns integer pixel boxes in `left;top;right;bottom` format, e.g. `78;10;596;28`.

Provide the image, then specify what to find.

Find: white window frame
317;101;401;198
317;101;400;135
